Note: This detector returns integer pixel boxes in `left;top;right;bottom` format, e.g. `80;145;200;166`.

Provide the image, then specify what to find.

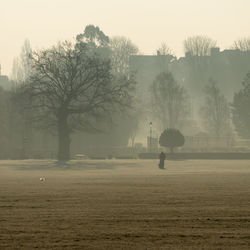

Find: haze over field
1;0;250;75
1;0;250;159
1;160;250;249
2;2;250;249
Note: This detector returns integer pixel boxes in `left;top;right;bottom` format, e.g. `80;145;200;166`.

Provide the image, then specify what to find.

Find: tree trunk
57;112;70;162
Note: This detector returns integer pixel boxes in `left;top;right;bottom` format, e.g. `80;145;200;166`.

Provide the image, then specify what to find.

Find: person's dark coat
159;152;166;169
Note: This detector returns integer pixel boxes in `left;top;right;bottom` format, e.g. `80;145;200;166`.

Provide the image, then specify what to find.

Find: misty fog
2;2;250;250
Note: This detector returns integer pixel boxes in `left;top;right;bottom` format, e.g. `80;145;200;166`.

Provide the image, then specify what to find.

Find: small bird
39;177;46;182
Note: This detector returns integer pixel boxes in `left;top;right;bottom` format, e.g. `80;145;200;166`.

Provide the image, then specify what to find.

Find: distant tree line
1;31;250;160
151;35;250;141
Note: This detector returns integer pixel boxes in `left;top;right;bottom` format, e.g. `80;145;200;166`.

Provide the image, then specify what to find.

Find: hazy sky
1;0;250;76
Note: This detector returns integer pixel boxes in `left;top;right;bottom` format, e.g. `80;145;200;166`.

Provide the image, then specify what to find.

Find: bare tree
10;39;33;157
232;72;250;138
151;72;189;129
232;37;250;51
184;36;217;56
10;39;32;82
156;42;174;56
16;40;135;161
11;58;23;83
109;36;140;145
110;36;139;76
156;42;176;72
200;79;231;137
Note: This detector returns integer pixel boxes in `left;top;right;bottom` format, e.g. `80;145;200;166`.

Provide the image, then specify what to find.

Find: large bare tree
184;36;217;56
17;40;134;161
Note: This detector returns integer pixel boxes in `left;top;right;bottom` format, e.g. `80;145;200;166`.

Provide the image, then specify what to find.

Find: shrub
159;129;185;153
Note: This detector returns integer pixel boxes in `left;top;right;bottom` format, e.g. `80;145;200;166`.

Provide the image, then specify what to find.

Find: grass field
0;159;250;249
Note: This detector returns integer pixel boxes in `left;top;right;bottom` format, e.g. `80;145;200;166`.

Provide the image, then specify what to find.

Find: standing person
159;151;166;169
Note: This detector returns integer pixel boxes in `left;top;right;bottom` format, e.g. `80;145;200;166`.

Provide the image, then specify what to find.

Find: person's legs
159;160;164;169
162;161;165;169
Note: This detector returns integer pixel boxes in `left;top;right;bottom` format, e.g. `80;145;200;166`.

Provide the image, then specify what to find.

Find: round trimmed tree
159;129;185;153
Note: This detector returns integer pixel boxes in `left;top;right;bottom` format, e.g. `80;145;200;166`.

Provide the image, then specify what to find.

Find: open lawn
0;159;250;249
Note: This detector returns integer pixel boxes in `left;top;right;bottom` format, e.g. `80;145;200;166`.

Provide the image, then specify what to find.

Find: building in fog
0;65;12;89
130;48;250;105
129;48;250;149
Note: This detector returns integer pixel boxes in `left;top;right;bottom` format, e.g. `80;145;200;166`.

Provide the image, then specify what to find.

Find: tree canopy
76;24;109;47
159;129;185;153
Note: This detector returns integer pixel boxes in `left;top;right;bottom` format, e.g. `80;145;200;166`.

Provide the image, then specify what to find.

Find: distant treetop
184;35;217;56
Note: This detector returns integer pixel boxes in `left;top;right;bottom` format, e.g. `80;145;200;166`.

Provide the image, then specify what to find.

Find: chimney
210;47;220;56
185;52;191;58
